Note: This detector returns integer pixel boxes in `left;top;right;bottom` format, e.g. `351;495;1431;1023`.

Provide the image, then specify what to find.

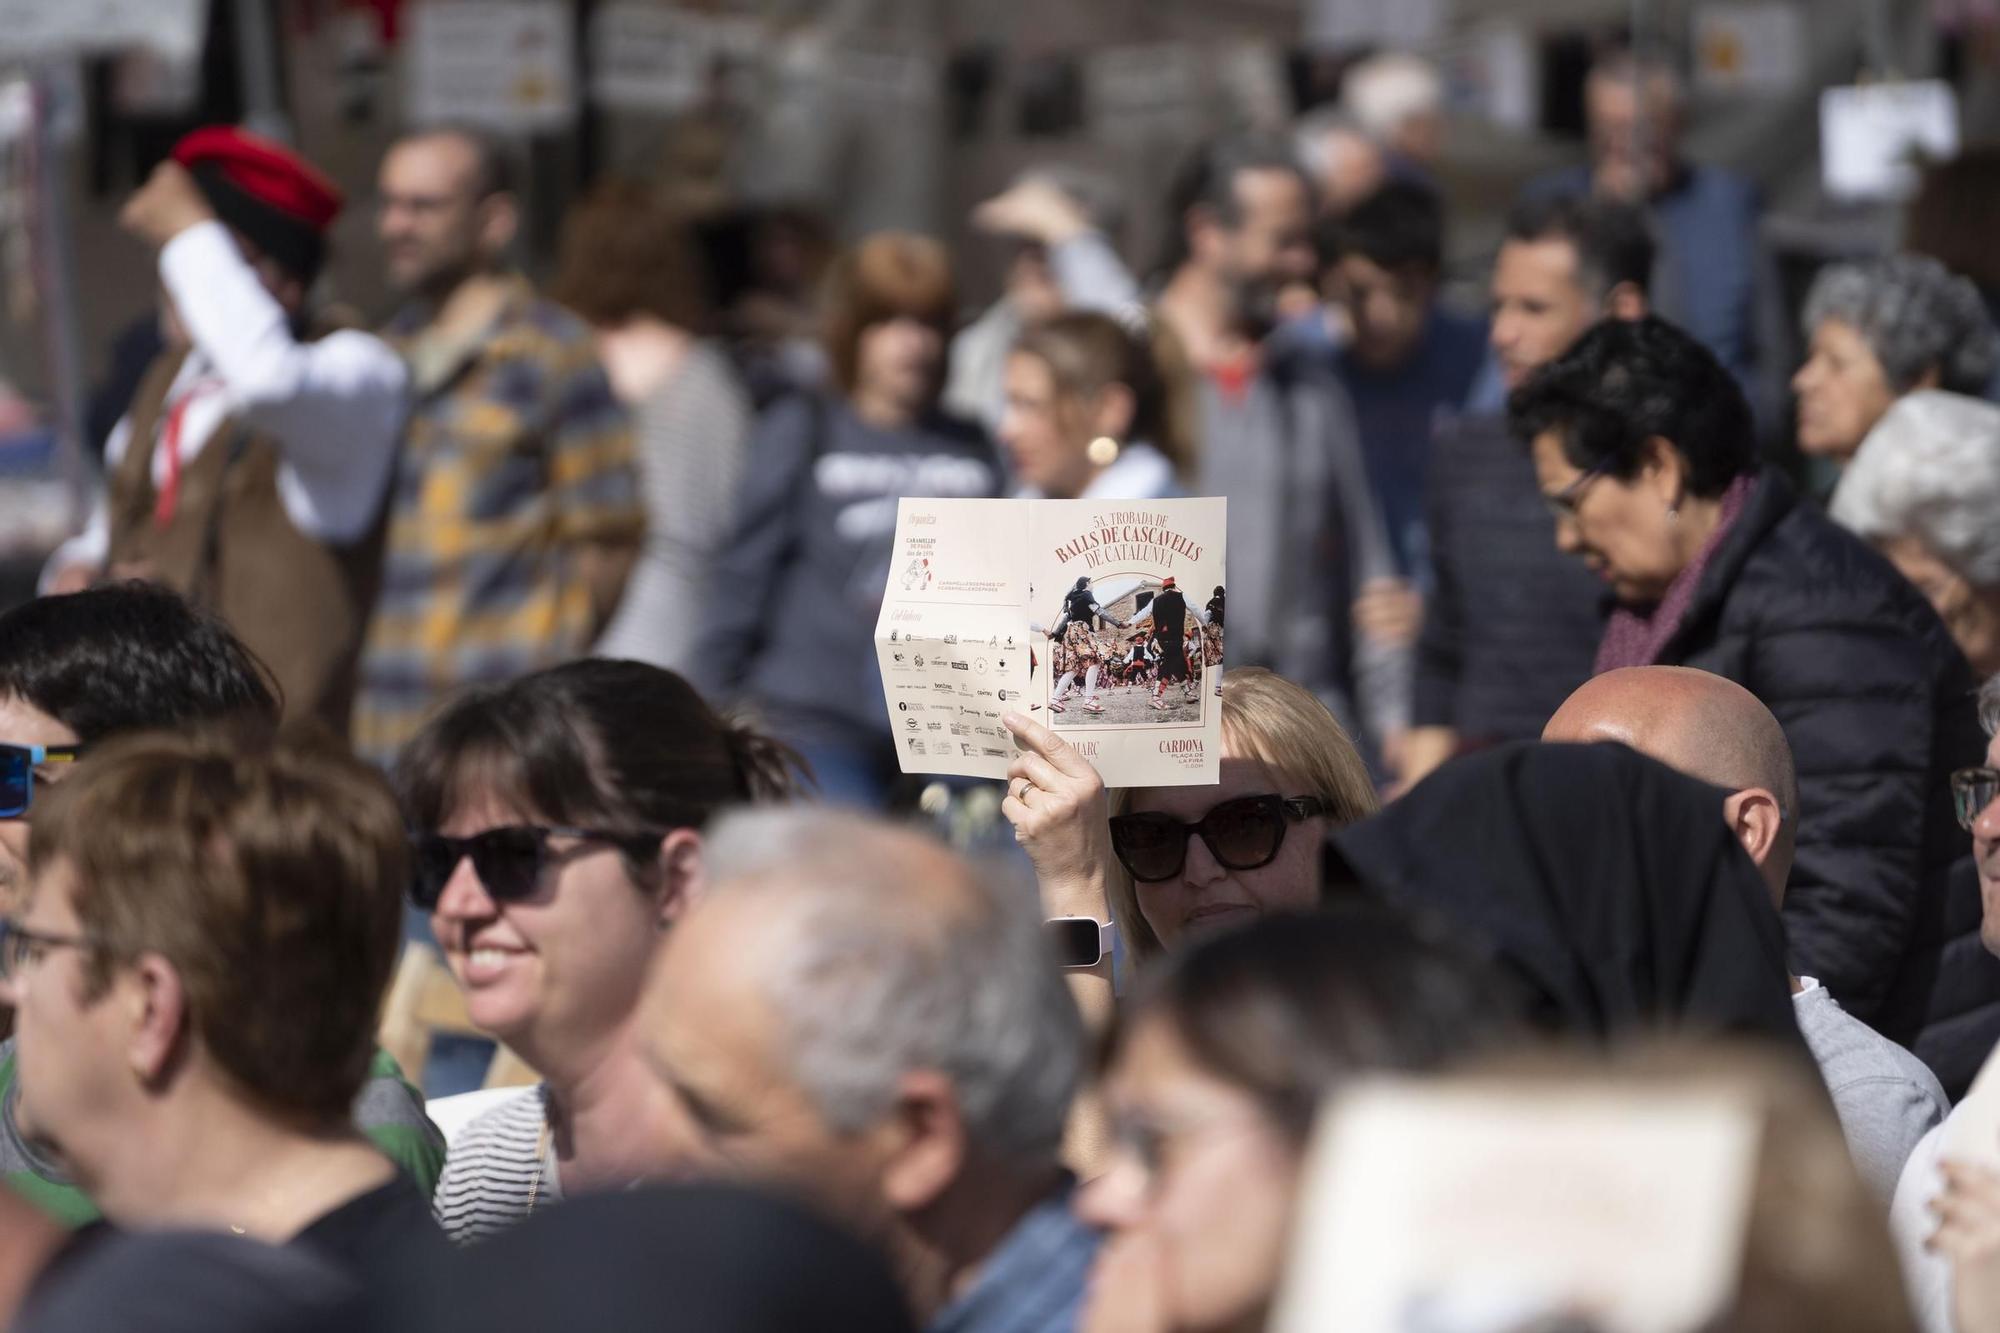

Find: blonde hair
1012;311;1200;480
1109;667;1378;963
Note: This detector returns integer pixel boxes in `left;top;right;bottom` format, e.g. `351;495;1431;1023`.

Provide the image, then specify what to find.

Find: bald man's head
1545;667;1799;899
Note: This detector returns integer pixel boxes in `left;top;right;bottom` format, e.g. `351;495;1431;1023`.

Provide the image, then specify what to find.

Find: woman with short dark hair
1513;315;1986;1077
399;659;801;1243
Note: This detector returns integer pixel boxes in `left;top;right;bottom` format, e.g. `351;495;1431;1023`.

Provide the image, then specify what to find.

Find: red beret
171;127;343;232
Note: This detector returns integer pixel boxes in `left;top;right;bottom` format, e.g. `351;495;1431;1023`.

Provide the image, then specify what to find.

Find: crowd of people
7;25;2000;1333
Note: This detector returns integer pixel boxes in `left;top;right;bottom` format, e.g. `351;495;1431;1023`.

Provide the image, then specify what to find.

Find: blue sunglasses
0;743;84;818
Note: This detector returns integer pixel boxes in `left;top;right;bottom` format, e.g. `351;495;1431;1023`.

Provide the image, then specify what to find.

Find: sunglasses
0;743;84;819
1953;767;2000;832
410;825;662;910
1109;794;1329;884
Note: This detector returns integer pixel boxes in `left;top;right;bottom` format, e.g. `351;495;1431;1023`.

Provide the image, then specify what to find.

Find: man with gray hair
1545;665;1949;1201
636;809;1095;1333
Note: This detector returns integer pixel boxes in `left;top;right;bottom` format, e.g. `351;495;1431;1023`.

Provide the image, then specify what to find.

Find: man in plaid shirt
354;128;643;765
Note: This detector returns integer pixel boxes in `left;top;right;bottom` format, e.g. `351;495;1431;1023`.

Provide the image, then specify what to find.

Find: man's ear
1722;787;1784;873
124;953;189;1088
878;1070;967;1215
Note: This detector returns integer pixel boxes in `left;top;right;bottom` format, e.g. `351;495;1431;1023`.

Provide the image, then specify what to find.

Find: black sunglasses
0;743;84;819
410;825;662;910
1108;794;1329;884
1953;767;2000;832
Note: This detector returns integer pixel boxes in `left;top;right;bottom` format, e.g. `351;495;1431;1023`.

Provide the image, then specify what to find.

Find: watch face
1046;917;1103;968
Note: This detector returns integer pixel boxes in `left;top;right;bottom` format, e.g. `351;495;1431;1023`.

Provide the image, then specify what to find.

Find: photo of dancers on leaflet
1040;573;1222;724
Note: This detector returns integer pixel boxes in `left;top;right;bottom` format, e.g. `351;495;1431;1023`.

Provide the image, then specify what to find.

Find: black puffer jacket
1659;470;1997;1093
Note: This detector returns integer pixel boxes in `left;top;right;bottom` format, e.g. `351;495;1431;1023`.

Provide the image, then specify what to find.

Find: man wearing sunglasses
0;585;443;1221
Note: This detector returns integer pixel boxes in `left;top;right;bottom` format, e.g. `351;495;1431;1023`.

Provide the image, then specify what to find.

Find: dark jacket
1335;741;1805;1049
1657;470;1997;1092
1413;411;1607;743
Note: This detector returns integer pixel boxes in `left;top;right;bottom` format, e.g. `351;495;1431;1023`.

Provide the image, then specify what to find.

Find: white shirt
44;220;408;584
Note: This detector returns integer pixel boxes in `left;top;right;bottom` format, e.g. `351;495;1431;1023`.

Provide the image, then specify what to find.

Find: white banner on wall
406;1;576;134
1820;80;1959;201
588;3;763;114
0;0;208;63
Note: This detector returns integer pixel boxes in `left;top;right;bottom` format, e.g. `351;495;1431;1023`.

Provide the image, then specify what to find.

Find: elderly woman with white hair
1832;389;2000;676
1794;255;1999;465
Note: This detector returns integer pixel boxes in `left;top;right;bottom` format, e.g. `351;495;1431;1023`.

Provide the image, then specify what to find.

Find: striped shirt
353;278;643;765
432;1085;558;1245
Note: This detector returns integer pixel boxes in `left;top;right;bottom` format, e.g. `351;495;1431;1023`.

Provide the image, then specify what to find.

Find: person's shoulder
1798;988;1949;1102
18;1229;356;1333
1742;490;1948;631
514;295;596;348
1683;163;1760;207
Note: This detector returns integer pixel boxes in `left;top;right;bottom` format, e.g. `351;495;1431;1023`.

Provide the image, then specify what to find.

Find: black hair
1502;194;1655;302
397;659;802;849
1156;135;1314;277
1507;315;1755;498
0;584;279;743
1325;179;1445;277
1125;903;1522;1143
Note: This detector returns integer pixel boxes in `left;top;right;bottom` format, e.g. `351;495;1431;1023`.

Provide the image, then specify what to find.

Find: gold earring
1087;436;1120;466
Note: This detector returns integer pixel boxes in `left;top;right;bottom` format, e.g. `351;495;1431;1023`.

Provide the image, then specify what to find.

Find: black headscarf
360;1184;915;1333
1331;741;1803;1047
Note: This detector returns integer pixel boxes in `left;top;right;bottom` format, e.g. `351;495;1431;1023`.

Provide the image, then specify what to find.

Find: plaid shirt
354;277;642;764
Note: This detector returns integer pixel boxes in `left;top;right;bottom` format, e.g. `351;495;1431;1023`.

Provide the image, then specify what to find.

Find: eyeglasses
0;743;83;819
0;917;95;981
410;825;662;910
1542;460;1613;520
1108;794;1328;884
1953;767;2000;832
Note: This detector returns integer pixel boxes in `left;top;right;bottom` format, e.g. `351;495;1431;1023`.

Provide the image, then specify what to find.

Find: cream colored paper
875;497;1225;787
1272;1080;1759;1333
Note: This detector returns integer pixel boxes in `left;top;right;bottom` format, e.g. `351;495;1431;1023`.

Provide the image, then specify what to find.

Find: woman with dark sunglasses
396;659;801;1243
1002;668;1378;1060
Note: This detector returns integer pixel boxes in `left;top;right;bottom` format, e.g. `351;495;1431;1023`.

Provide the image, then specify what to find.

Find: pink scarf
1594;473;1756;674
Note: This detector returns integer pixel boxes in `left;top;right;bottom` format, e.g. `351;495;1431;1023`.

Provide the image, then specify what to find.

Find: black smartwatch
1046;917;1117;969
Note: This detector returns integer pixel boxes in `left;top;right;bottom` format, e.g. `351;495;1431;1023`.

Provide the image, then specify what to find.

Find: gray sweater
692;394;1001;750
1795;979;1949;1202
